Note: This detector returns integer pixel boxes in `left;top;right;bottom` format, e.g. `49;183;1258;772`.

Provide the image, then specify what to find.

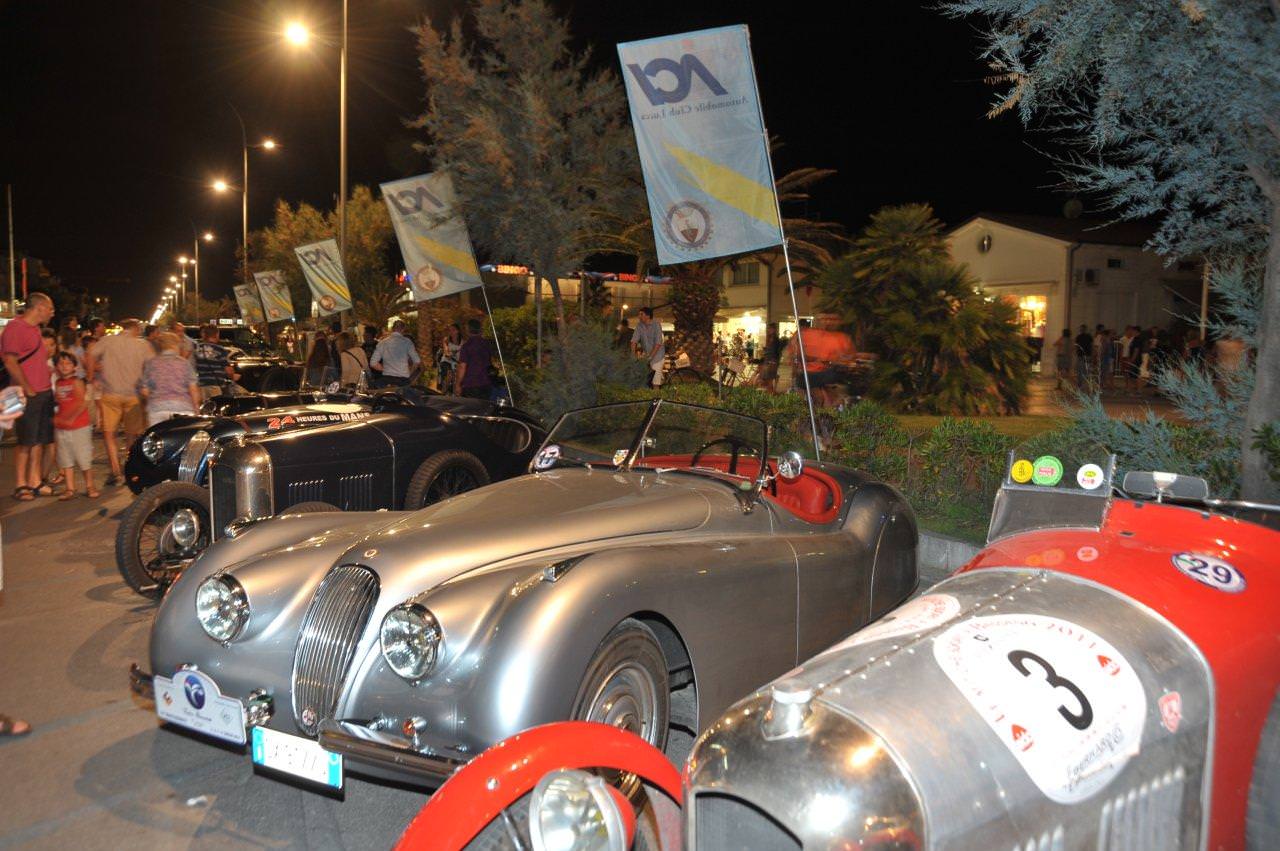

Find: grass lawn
894;414;1066;441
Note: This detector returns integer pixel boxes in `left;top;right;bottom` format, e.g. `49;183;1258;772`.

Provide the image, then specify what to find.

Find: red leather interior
638;454;842;525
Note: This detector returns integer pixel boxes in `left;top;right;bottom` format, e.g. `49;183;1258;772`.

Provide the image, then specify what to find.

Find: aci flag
380;172;482;302
253;271;294;322
232;284;266;324
294;239;352;316
617;25;782;267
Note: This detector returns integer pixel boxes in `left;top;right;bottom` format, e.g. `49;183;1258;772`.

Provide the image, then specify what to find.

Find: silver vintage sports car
130;399;917;792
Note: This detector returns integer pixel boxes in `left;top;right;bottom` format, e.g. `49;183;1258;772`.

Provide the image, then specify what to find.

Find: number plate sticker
1172;552;1245;593
251;726;344;789
933;614;1147;804
154;669;247;746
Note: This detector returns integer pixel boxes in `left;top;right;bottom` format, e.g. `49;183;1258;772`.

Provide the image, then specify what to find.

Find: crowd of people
0;292;242;502
1050;322;1238;392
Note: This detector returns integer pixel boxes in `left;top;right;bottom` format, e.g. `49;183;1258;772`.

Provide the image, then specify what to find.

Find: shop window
1106;257;1124;269
729;262;760;287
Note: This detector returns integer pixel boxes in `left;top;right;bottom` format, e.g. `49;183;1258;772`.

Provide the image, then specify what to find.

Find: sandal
45;472;65;486
0;715;31;737
86;489;101;499
12;487;34;501
58;490;78;501
31;483;55;497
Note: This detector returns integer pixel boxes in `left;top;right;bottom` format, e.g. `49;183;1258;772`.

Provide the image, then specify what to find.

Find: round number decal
533;444;561;471
933;614;1147;804
1171;552;1245;593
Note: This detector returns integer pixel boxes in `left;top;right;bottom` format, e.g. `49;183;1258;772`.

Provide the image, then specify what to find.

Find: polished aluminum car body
139;400;918;786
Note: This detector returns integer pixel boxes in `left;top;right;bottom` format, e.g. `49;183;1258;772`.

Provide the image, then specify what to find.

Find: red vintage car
395;453;1280;851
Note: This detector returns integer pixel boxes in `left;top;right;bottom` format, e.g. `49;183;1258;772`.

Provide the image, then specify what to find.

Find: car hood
346;468;715;596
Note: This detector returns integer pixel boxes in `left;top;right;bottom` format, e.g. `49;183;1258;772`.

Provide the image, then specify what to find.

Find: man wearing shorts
1;292;55;499
92;318;153;485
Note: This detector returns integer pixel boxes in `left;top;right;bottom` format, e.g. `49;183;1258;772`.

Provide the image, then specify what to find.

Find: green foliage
824;401;911;483
522;322;647;425
821;204;1031;415
412;0;638;334
914;417;1013;507
1252;424;1280;483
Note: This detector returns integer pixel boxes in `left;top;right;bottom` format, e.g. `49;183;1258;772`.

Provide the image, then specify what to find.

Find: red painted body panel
395;721;682;851
960;498;1280;850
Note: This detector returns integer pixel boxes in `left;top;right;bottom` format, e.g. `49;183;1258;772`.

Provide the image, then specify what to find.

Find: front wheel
1248;688;1280;850
570;619;670;800
403;450;489;510
115;481;211;599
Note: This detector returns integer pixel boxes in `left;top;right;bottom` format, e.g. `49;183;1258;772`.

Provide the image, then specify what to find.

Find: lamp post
284;13;347;271
214;109;277;290
191;230;214;325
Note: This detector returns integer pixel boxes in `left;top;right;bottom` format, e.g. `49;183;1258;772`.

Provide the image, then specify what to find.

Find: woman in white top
337;331;370;386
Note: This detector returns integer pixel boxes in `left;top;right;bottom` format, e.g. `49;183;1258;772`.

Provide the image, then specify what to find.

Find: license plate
154;669;247;745
251;726;344;790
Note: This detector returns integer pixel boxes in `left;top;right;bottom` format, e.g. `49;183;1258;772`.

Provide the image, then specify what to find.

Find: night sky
0;0;1067;318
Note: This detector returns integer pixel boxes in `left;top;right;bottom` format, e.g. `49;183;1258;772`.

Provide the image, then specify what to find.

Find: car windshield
534;400;768;480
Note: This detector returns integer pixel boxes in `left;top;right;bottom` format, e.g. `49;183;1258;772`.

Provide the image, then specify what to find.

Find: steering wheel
690;435;754;476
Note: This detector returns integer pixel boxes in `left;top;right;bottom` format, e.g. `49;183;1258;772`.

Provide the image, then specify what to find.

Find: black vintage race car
115;388;544;598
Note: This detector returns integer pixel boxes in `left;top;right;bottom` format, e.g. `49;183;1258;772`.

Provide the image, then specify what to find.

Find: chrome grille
209;461;237;540
286;478;325;506
178;430;211;482
694;793;801;851
291;565;379;736
1096;767;1186;850
338;473;374;510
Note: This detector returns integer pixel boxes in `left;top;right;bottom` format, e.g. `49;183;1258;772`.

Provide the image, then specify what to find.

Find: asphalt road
0;446;426;851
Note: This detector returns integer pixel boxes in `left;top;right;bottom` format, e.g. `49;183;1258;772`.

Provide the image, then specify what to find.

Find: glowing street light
212;179;230;193
284;21;310;46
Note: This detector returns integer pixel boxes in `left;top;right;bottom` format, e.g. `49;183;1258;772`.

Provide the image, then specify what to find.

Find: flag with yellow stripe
618;25;782;266
381;172;483;301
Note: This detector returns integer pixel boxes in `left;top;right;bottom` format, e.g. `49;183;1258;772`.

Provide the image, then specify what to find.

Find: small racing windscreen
634;402;766;478
987;440;1116;543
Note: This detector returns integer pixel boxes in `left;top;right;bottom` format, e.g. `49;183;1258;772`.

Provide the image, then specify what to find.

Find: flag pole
477;282;515;406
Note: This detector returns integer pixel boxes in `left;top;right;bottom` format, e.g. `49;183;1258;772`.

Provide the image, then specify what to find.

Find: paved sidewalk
0;445;424;850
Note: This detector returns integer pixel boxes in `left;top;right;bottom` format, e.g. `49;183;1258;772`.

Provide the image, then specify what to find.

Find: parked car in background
403;450;1280;851
115;387;540;597
129;399;917;797
183;328;302;393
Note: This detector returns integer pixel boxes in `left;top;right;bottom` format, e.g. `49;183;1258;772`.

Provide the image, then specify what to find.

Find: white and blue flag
380;172;483;302
617;25;782;267
294;238;352;316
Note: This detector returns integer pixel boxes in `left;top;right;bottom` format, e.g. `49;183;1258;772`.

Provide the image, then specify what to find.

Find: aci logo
387;185;445;217
183;674;206;710
299;248;331;267
627;54;727;106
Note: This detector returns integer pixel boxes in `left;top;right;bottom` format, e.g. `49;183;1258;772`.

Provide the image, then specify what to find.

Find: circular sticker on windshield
1172;552;1245;593
933;613;1147;804
533;444;560;471
1076;463;1104;490
1011;459;1034;484
1032;455;1064;486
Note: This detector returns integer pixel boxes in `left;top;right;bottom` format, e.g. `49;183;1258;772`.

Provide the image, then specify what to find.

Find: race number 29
1172;552;1246;593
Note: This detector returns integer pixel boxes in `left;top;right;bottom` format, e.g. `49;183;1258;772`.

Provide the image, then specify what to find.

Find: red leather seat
639;453;841;525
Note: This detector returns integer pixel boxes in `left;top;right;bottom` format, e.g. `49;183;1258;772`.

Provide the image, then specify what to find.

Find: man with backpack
2;293;56;500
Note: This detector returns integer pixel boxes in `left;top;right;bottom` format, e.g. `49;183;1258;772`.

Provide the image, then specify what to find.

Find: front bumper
318;720;465;785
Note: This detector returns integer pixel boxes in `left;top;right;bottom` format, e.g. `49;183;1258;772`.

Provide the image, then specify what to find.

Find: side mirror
1122;470;1210;502
777;451;804;482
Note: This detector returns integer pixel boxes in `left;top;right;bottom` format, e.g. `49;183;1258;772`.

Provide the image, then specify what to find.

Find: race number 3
1172;552;1246;593
934;614;1147;804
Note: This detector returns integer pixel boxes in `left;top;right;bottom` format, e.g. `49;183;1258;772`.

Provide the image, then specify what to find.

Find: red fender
396;721;683;851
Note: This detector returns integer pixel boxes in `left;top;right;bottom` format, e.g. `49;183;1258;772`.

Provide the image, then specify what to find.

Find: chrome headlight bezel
528;768;627;851
171;507;201;548
379;603;443;683
195;574;250;643
141;432;166;463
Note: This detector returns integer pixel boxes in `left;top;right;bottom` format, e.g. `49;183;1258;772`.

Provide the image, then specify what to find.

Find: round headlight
529;769;627;851
195;575;249;643
379;604;442;682
141;432;166;463
171;508;201;548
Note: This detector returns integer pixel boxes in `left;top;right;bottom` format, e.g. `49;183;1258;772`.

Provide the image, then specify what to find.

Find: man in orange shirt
786;314;857;406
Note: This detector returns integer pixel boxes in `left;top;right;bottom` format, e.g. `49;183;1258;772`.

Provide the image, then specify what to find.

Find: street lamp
214;106;278;292
188;230;214;324
284;13;348;275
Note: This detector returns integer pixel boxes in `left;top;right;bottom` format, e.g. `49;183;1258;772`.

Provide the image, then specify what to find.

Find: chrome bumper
317;719;466;783
129;663;154;700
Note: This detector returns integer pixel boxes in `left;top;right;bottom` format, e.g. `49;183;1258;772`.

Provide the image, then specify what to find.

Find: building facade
947;214;1203;376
